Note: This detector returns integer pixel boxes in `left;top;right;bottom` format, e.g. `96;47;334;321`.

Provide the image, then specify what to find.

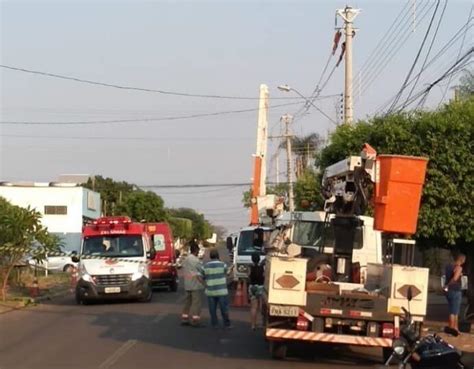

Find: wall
0;186;101;251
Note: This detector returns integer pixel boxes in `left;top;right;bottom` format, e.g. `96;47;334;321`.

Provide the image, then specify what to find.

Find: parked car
29;254;77;273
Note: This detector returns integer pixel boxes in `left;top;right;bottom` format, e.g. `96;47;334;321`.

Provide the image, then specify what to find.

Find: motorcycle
385;288;474;369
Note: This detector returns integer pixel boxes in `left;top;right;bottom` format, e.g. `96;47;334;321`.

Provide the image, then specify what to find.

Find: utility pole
337;6;360;125
281;114;295;212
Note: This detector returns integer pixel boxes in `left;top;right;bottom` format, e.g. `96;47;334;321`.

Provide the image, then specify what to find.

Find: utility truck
261;144;430;363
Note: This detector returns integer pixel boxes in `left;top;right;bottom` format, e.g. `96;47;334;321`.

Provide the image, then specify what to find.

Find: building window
44;205;68;215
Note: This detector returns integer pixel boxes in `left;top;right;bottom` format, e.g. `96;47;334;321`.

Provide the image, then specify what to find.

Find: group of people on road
180;242;264;329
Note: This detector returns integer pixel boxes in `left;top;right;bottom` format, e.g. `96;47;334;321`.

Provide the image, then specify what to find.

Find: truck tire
139;286;153;302
75;291;89;305
270;341;287;360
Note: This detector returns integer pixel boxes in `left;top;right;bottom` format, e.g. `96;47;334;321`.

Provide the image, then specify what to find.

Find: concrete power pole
281;114;295;212
337;6;360;125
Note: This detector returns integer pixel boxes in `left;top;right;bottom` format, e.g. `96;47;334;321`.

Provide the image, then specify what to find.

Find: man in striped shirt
202;249;231;328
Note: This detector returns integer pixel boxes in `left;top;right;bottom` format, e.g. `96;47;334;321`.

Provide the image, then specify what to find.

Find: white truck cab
276;211;383;274
232;226;272;280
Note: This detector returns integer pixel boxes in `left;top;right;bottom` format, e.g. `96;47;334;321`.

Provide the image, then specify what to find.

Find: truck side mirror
226;237;233;251
147;248;156;260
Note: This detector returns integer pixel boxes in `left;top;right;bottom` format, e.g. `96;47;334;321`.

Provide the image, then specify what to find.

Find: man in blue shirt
202;249;231;328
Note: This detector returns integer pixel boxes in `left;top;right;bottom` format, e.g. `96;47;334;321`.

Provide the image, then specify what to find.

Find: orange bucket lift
374;155;428;235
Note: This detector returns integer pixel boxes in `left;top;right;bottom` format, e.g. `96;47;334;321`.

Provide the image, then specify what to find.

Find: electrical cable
403;0;448;107
0;64;305;101
374;19;473;114
440;4;473;104
355;0;435;101
390;47;473;111
387;0;442;113
353;1;412;90
0;133;253;142
0;101;305;126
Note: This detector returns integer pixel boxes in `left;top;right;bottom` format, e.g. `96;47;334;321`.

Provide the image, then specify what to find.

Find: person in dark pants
445;253;466;333
181;242;204;326
202;249;231;329
248;252;265;330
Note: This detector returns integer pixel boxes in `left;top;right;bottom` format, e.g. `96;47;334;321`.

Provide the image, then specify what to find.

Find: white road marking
98;339;137;369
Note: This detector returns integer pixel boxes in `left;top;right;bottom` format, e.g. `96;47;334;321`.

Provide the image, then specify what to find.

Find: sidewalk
424;293;474;353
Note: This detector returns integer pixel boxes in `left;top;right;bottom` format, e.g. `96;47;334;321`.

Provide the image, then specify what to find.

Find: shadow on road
88;309;382;366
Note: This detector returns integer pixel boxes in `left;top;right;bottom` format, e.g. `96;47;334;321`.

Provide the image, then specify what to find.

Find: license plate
104;287;121;294
269;305;299;317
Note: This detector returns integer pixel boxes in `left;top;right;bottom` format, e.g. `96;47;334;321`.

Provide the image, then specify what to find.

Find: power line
402;0;448;110
352;0;413;94
1;64;328;101
388;0;442;113
0;101;304;126
390;47;473;112
141;182;280;189
440;4;473;104
355;0;435;100
374;19;473;114
0;133;253;142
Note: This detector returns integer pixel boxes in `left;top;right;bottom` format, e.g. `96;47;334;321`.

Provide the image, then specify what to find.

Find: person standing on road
248;252;265;330
202;249;232;329
181;242;204;326
444;253;466;333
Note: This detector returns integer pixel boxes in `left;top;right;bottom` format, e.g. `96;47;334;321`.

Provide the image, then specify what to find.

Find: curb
31;288;72;303
0;289;71;315
424;320;474;334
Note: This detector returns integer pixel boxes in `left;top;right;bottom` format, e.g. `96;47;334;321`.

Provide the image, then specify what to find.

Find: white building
0;182;101;252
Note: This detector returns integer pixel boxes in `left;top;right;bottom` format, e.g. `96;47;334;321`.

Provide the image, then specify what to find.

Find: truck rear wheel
270;341;287;360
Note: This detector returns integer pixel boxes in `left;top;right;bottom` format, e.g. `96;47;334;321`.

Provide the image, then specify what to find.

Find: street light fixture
277;84;337;125
277;85;291;93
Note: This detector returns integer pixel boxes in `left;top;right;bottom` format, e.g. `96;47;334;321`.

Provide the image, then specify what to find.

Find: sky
1;0;472;233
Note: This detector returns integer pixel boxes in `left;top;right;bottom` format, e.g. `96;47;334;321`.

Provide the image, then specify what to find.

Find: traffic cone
232;280;244;307
70;268;78;292
29;278;39;298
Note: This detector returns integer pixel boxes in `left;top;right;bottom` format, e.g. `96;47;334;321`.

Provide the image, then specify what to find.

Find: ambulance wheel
139;288;153;302
75;291;89;305
270;341;287;360
169;280;178;292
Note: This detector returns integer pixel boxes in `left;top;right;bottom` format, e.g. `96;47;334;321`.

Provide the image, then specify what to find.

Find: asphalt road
0;248;388;369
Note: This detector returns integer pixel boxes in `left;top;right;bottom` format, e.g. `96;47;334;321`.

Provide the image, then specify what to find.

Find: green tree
168;217;193;240
84;175;136;216
0;197;60;301
169;208;213;240
456;69;473;100
294;169;324;211
319;98;474;249
116;190;168;222
280;133;324;176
